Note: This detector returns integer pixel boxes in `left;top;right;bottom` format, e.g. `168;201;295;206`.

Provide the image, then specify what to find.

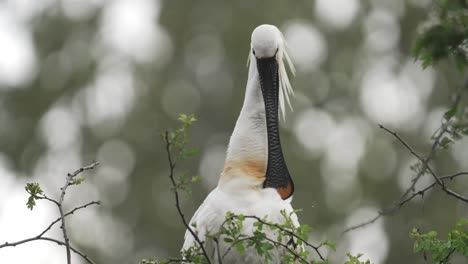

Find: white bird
182;24;298;263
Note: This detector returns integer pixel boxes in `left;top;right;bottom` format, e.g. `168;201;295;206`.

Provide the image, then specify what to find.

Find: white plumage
182;24;298;264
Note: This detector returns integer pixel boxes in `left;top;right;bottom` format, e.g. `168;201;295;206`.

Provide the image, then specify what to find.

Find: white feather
182;185;299;263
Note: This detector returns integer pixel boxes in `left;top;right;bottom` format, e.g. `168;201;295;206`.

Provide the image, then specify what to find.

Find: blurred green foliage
411;219;468;263
413;0;467;69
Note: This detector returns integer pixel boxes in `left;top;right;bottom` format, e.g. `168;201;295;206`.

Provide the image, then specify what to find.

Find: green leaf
444;107;457;120
235;242;245;254
441;136;453;149
25;182;44;210
70;177;85;186
321;240;336;251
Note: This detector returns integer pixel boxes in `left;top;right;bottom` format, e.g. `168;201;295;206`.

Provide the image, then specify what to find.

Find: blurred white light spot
86;64;136;126
294;108;335;155
70;210;134;262
195;68;233;108
360;65;424;130
451;137;468;171
185;34;225;77
97;139;136;176
283;22;327;72
100;0;172;64
161;80;201;120
0;155;72;264
370;0;406;17
199;144;226;189
400;59;435;100
364;9;400;52
345;207;389;263
323;167;362;213
33;148;85;194
315;0;360;29
94;165;129;207
422;107;445;140
324;118;368;171
0;8;36;88
5;0;54;23
362;138;398;181
39;106;82;151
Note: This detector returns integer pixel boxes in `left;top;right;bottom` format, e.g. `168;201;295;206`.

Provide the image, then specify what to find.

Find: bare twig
378;124;444;186
0;162;99;264
342;123;468;233
58;161;99;264
5;237;95;264
38;201;101;238
0;201;100;264
399;122;450;199
164;131;212;264
400;92;460;200
379;125;468;202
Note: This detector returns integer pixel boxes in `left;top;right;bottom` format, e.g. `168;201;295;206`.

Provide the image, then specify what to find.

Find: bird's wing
181;189;221;260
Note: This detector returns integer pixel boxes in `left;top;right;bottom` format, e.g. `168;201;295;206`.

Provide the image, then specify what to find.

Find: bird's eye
252;49;256;55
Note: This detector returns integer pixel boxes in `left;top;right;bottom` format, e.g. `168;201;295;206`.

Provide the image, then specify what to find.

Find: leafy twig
214;213;326;263
163;131;212;264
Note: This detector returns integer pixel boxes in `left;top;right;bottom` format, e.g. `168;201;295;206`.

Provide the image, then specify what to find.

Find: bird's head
249;24;295;120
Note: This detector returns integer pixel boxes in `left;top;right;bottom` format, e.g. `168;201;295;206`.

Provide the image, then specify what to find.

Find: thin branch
399;122;449;199
67;162;100;178
0;201;100;264
0;237;95;264
378;124;444;186
164;131;212;264
213;237;223;264
58;161;99;264
399;93;460;199
59;177;73;263
440;248;456;264
440;172;468;180
36;237;96;264
262;236;310;264
40;195;60;206
38;201;101;238
379;125;468;202
342;123;468;233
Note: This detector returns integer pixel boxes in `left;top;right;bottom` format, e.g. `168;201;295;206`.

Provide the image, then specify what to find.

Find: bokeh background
0;0;467;263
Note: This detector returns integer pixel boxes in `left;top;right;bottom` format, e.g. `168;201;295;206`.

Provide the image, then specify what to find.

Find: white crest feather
277;34;296;120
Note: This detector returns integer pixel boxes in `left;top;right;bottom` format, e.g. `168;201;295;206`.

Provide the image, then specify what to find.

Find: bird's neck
219;64;268;187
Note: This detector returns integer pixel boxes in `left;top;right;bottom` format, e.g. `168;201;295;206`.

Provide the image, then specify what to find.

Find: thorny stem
164;131;212;264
